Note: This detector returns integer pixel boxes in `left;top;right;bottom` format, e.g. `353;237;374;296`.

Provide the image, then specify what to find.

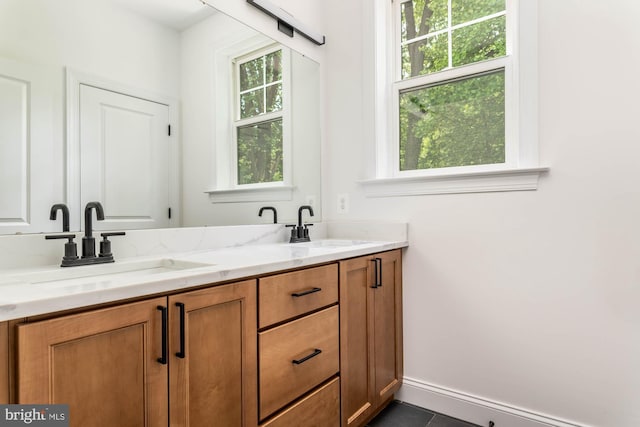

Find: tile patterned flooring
367;401;481;427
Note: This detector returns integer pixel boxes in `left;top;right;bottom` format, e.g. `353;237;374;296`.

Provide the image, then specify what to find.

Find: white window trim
362;0;547;197
205;185;295;203
207;39;293;203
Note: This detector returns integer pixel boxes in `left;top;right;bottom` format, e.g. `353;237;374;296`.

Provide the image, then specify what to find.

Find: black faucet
45;201;125;267
49;203;70;232
83;201;105;258
288;205;314;243
259;206;278;224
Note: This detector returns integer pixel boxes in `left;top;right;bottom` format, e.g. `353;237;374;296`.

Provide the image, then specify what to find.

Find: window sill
359;167;549;197
206;186;295;203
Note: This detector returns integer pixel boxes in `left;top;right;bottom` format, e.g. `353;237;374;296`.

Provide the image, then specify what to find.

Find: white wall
323;0;640;426
0;0;180;100
0;0;180;232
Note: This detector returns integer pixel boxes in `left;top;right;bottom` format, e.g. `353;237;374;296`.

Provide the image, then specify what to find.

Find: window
234;47;286;186
397;0;507;173
206;31;296;203
363;0;545;196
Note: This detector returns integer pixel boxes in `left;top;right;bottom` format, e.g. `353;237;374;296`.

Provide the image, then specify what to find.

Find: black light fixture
247;0;325;45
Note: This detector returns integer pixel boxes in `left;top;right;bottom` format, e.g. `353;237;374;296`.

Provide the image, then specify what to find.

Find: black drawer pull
157;305;168;365
291;287;322;297
175;302;186;359
292;348;322;365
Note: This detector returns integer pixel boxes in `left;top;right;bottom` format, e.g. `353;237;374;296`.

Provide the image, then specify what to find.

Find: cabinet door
0;321;8;404
372;250;403;404
340;250;403;427
17;297;168;427
339;256;376;427
169;280;257;427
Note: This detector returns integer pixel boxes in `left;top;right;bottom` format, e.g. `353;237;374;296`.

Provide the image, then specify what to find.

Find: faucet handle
303;223;314;238
101;232;126;237
99;232;126;258
45;234;79;266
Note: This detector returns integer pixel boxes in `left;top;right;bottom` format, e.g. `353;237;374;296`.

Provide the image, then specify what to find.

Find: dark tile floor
367;401;481;427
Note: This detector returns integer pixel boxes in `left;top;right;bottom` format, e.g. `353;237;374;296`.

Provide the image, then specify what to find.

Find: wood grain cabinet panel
169;280;257;427
11;249;403;427
17;297;168;427
340;250;403;427
259;306;339;419
259;264;338;328
16;280;257;427
0;321;8;404
260;377;340;427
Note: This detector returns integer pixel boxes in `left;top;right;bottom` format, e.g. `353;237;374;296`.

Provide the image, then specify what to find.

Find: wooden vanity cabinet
258;264;340;426
169;280;257;427
0;321;9;404
339;249;403;427
261;377;340;427
16;279;257;427
17;297;169;426
11;247;403;427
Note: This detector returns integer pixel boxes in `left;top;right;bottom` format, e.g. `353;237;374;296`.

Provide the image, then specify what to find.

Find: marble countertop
0;239;407;322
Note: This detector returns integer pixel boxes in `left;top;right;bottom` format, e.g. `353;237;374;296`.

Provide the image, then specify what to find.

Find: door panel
169;280;257;427
0;58;59;234
80;84;169;230
339;257;375;426
17;297;168;427
0;322;8;404
0;75;28;224
52;325;146;425
373;251;403;402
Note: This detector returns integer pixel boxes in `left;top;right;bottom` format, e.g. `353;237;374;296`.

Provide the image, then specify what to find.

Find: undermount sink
0;258;213;287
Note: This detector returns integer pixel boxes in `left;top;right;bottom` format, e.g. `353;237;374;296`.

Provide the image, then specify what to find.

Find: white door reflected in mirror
80;85;170;231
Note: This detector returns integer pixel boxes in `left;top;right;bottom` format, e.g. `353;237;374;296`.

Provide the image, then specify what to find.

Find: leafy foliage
239;50;282;119
236;49;284;184
237;119;283;185
399;0;506;170
400;71;505;170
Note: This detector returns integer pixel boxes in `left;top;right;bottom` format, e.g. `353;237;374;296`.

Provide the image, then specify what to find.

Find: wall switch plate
337;193;349;214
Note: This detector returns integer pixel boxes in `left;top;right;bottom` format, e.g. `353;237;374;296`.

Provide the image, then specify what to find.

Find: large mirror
0;0;321;235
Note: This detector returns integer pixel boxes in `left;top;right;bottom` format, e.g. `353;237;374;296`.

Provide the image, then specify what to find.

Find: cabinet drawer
259;306;339;419
259;264;338;328
260;377;340;427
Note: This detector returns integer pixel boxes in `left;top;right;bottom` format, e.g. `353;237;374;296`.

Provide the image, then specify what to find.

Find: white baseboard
396;377;592;427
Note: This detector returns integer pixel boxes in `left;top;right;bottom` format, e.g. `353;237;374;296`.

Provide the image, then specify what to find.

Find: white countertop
0;239;407;321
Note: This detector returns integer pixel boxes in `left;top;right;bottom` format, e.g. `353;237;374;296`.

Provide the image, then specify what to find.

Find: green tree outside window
236;48;284;184
399;0;506;171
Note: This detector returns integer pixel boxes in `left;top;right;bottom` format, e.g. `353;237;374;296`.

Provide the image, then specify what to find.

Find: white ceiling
110;0;217;31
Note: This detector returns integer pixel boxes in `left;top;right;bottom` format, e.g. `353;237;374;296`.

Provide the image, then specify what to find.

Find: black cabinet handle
175;302;186;359
291;287;322;297
292;348;322;365
157;305;168;364
371;258;382;288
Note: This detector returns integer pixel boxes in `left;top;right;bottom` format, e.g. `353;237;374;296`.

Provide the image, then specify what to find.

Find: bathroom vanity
0;230;405;427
